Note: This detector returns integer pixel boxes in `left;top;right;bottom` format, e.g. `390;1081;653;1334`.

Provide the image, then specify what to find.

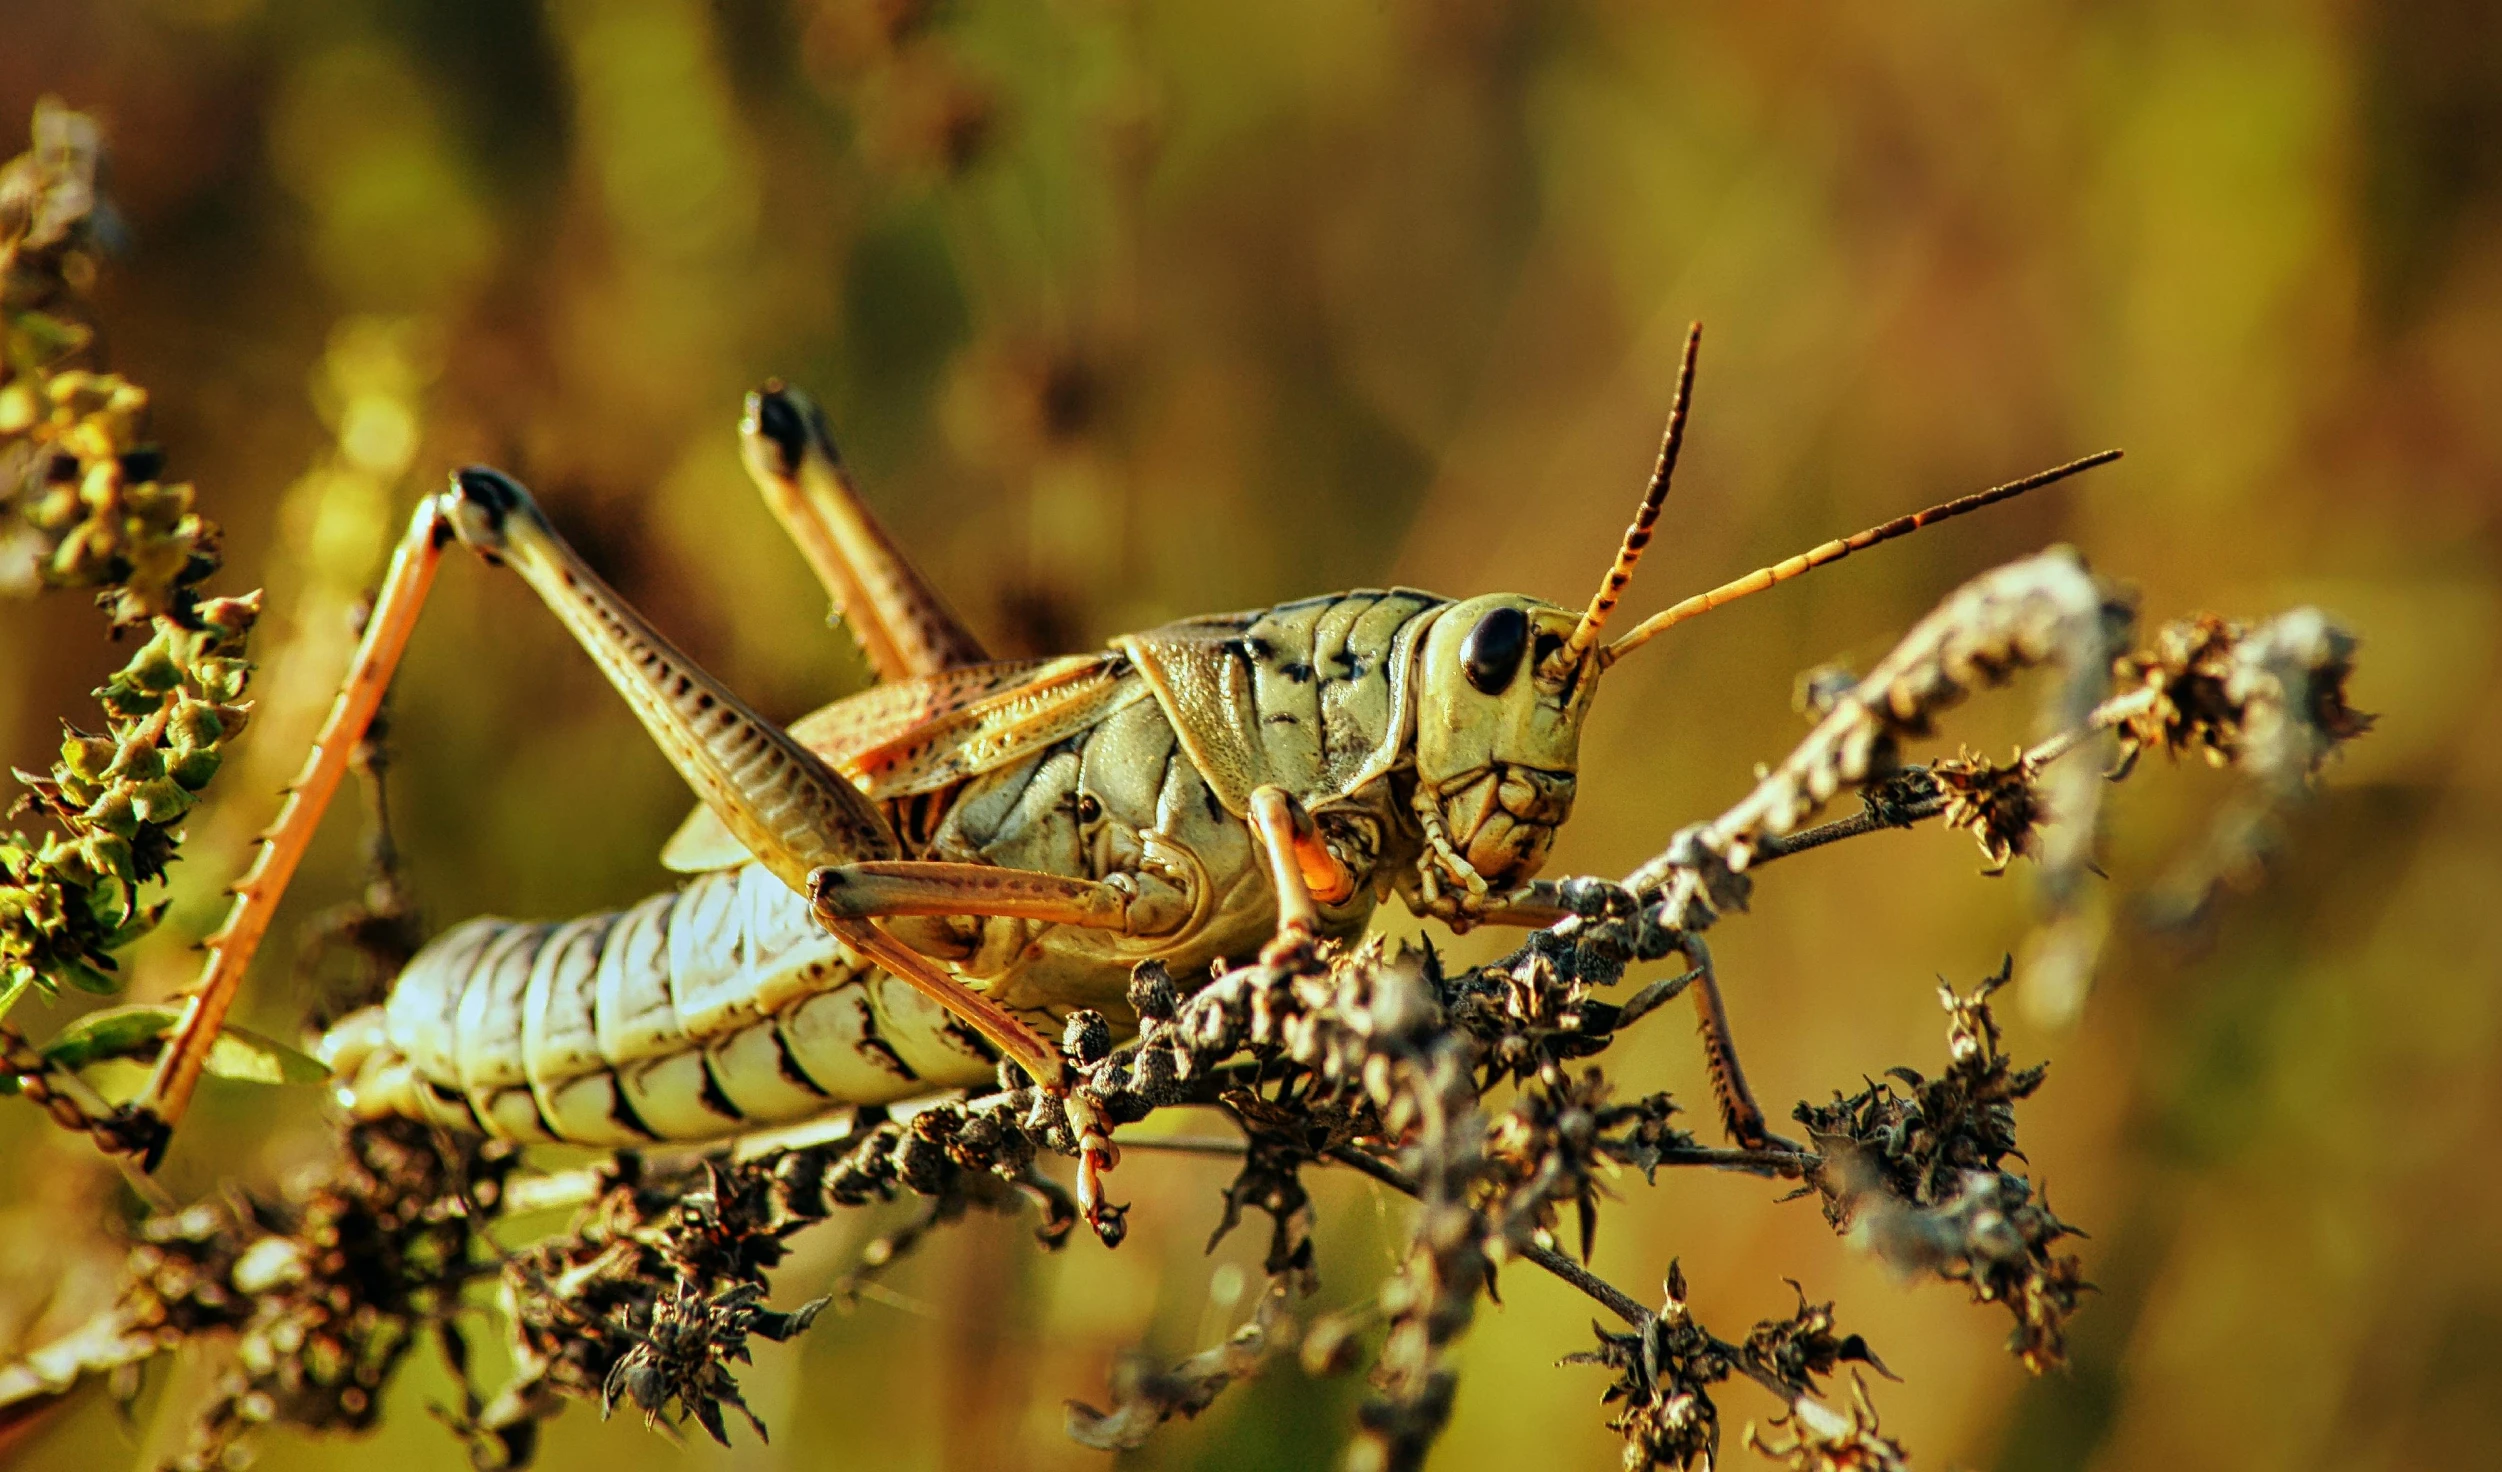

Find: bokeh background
3;1;2499;1469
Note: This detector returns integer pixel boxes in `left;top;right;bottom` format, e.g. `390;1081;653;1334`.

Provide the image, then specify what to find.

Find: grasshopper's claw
1060;1088;1126;1242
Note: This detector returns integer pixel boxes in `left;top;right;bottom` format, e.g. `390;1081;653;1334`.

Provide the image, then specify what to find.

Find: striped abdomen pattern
323;862;996;1145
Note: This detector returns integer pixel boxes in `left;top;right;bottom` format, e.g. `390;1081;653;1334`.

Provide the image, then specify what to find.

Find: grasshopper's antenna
1598;448;2123;667
1558;321;1702;673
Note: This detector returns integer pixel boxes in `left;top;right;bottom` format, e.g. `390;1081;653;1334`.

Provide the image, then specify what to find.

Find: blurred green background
2;1;2498;1468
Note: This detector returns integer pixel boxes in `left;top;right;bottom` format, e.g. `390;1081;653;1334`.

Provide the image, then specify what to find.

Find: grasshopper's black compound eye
1461;605;1530;696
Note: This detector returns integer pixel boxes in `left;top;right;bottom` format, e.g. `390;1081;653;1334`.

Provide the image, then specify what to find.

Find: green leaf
59;956;121;995
39;1003;172;1070
0;965;32;1028
14;310;90;362
37;1004;330;1086
202;1024;330;1087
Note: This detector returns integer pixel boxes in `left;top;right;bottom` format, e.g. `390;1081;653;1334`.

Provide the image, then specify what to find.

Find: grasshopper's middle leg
739;383;988;680
804;859;1185;1229
1463;885;1785;1149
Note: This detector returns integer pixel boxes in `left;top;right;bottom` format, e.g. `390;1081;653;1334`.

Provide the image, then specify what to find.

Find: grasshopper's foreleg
739;384;988;679
430;468;1067;1093
132;496;455;1162
1246;786;1355;953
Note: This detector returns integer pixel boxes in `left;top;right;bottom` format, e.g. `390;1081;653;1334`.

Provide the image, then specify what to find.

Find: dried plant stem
1749;684;2162;865
1515;1242;1794;1403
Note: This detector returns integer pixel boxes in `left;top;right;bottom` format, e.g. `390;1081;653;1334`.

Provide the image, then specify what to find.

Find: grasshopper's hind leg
427;468;1066;1090
133;496;455;1160
739;383;989;679
134;469;1065;1168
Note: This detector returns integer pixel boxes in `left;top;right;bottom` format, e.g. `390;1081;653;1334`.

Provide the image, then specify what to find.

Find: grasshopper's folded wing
659;655;1147;871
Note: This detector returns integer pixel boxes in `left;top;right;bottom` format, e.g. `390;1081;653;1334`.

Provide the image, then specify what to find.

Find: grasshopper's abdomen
322;864;995;1145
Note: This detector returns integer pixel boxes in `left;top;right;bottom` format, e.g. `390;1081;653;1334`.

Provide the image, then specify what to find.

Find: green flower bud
122;633;184;695
192;656;249;704
104;741;163;784
195;592;260;647
70;833;125;886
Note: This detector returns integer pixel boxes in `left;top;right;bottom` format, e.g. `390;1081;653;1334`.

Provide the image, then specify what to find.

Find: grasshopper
126;327;2111;1223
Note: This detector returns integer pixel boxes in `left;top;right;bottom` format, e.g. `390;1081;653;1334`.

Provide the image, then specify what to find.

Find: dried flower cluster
2111;610;2373;780
1794;962;2087;1372
0;1119;511;1469
1744;1375;1911;1472
1560;1262;1889;1472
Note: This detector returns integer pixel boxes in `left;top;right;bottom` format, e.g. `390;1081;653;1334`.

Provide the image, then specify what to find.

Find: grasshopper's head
1407;326;1705;909
1410;594;1595;895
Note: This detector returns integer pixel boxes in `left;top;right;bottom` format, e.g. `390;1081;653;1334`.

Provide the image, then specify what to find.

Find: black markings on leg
749;387;811;473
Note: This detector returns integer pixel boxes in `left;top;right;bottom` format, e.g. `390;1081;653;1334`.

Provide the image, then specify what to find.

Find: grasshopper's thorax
1404;594;1595;915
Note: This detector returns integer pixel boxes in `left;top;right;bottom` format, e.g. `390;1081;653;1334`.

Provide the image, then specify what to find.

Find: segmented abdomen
323;863;996;1145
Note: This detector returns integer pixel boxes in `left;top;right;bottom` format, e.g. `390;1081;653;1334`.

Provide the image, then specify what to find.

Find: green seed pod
69;833;125;886
122;632;184;695
194;593;260;650
191;656;249;704
82;788;137;839
104;741;164;784
167;698;224;751
59;732;116;779
129;777;192;826
168;746;220;792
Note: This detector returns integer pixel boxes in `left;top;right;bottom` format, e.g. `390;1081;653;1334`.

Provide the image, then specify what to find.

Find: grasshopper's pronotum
128;327;2114;1226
